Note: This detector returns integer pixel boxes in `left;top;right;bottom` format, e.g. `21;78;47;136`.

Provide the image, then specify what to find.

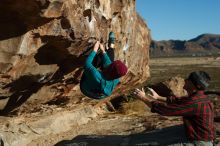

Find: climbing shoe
108;32;115;44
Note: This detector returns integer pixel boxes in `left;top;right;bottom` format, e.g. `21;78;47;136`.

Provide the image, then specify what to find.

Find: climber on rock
80;32;128;99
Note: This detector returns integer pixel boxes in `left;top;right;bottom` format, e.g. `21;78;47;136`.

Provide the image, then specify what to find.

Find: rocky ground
28;110;183;146
28;100;220;146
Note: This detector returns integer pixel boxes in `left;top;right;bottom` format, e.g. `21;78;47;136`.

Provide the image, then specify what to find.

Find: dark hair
188;71;211;90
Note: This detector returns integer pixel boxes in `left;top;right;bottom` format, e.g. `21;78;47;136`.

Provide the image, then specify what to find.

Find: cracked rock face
0;0;151;113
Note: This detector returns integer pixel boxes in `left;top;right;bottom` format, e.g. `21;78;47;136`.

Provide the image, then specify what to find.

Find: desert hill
150;34;220;56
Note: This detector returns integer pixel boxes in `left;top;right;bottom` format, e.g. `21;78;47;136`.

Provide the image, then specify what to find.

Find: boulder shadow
0;0;55;40
150;83;173;97
0;74;46;115
55;125;189;146
34;35;88;84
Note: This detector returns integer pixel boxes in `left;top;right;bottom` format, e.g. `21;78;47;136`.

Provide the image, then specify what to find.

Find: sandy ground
28;106;220;146
28;110;184;146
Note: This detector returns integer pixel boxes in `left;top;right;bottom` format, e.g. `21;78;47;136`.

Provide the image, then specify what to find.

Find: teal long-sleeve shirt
80;51;119;99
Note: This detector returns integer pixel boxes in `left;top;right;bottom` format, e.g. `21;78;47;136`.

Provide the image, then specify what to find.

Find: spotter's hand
134;88;146;100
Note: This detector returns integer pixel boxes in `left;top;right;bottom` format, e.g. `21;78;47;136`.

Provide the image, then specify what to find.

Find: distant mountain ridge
150;34;220;56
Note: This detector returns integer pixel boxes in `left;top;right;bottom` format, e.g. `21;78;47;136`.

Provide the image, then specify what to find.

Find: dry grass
148;56;220;91
119;100;151;115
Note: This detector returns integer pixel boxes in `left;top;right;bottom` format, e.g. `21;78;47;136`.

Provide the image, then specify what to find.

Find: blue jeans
169;141;213;146
165;125;213;146
193;141;213;146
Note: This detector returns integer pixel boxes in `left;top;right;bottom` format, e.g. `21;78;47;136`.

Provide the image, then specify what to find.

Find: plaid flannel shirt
151;90;215;141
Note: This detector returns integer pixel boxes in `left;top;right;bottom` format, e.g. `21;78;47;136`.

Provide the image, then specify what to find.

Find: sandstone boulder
0;0;151;114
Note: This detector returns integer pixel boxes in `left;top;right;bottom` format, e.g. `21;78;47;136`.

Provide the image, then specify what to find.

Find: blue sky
136;0;220;41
